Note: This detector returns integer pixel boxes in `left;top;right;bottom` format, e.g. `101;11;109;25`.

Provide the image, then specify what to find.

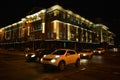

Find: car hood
43;54;61;59
27;53;35;55
80;52;91;54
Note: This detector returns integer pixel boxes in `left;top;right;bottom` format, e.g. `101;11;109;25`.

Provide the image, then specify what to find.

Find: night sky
0;0;120;43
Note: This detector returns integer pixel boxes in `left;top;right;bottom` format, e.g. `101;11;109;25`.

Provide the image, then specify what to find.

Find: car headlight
78;53;80;56
98;51;101;53
31;54;36;57
43;55;46;57
55;55;60;58
25;54;28;57
41;58;43;62
50;56;60;63
51;59;56;63
83;54;87;56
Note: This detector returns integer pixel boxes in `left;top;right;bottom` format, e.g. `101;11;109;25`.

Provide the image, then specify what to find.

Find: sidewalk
0;48;24;56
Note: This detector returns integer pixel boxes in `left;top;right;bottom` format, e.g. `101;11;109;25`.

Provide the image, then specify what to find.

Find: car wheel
75;59;80;67
58;61;65;71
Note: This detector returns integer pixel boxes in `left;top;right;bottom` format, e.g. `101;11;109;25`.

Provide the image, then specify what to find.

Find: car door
66;50;76;64
65;51;72;65
69;50;77;63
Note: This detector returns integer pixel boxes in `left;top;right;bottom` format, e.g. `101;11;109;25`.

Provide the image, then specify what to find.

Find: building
0;5;115;50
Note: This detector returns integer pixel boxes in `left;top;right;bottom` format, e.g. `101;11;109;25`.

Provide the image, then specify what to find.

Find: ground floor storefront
0;40;102;51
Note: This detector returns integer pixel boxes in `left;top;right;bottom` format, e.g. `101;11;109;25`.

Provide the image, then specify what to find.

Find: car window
81;49;91;52
41;49;55;54
52;50;66;55
67;51;75;55
96;48;104;50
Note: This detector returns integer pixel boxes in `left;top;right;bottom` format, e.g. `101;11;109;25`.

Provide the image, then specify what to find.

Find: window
67;14;70;18
67;51;75;55
63;14;66;19
54;10;59;16
5;31;11;40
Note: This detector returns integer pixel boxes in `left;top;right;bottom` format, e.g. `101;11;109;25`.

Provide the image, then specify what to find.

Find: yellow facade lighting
27;26;30;36
4;25;11;29
42;22;45;33
81;17;85;21
94;24;109;30
67;23;71;40
53;20;59;39
12;23;17;26
67;10;73;15
40;9;46;13
76;14;81;18
51;5;63;10
18;21;23;24
0;29;3;33
21;18;26;22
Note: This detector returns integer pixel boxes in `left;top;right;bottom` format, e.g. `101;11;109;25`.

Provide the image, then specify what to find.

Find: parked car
93;48;105;55
78;49;93;59
25;48;55;62
41;49;80;71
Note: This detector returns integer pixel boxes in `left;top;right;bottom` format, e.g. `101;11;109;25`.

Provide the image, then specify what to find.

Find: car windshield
96;48;104;50
81;49;91;52
36;49;45;52
41;49;54;54
52;50;66;55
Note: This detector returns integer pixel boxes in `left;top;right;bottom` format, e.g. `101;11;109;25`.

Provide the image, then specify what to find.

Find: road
0;49;120;80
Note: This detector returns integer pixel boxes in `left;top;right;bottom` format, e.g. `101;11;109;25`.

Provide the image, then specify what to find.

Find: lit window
54;10;59;16
67;14;70;18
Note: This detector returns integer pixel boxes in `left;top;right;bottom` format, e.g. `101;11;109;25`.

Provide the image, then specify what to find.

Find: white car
41;49;80;71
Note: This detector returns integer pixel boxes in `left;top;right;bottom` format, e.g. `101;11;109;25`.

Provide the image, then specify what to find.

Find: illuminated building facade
0;5;115;50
